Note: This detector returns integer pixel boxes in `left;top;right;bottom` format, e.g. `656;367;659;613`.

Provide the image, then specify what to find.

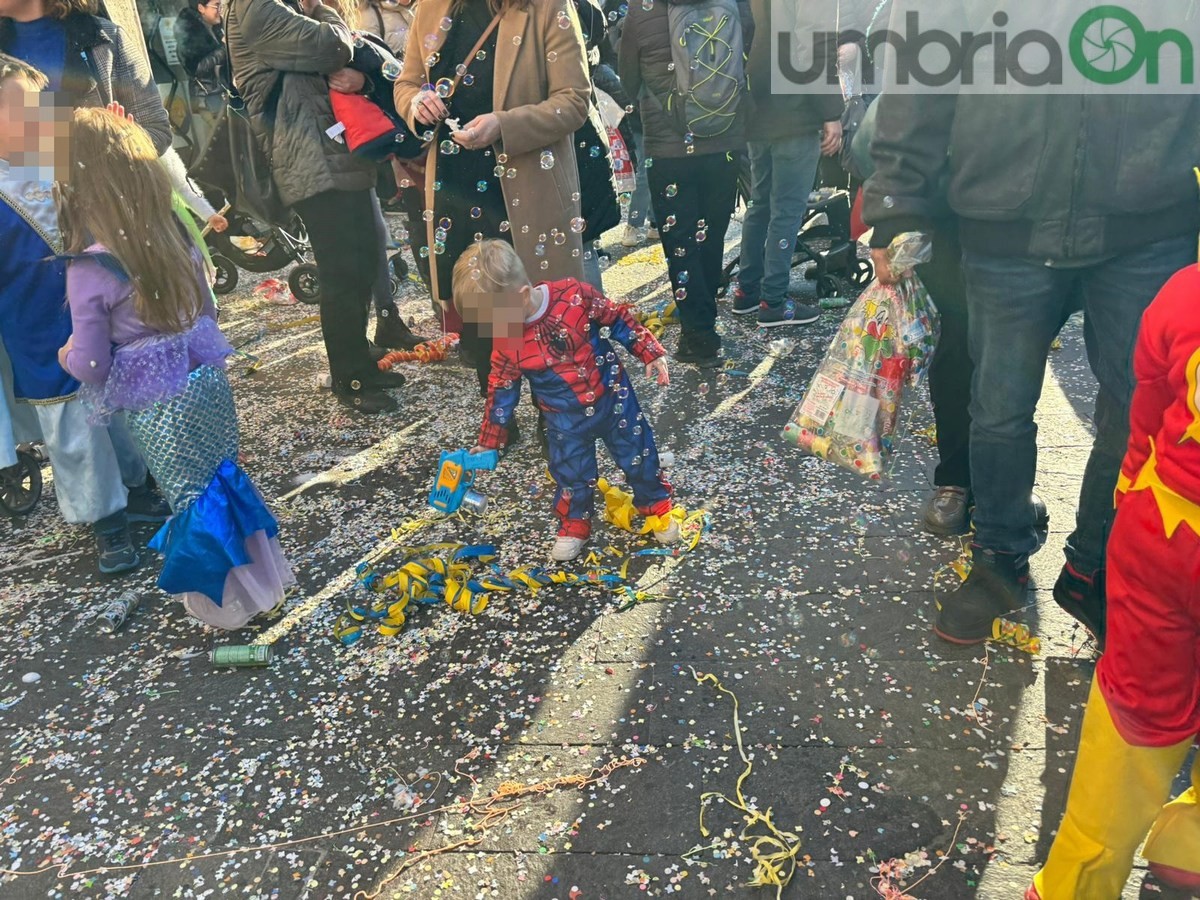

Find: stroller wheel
851;257;875;287
817;274;847;299
211;255;239;295
389;253;410;282
288;263;322;304
0;450;43;517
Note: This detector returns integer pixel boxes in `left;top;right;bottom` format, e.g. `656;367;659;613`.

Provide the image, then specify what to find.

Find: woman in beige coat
394;0;589;400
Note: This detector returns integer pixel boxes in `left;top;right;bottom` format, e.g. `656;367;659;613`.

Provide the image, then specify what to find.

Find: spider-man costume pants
546;380;671;539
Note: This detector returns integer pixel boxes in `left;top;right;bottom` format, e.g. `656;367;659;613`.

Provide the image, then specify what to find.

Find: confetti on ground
0;218;1115;898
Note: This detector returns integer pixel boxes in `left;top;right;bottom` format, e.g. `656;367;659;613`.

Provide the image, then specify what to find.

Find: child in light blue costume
0;53;168;570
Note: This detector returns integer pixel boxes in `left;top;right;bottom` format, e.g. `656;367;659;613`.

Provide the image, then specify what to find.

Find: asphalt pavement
0;215;1176;899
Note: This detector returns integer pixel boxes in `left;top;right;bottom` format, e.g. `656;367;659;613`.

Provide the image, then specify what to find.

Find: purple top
62;244;232;420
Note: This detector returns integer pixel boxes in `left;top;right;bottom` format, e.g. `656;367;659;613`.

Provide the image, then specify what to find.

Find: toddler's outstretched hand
646;357;670;386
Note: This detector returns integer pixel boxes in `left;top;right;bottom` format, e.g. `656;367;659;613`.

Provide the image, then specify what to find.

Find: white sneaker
620;224;645;248
551;535;587;562
653;519;681;545
646;226;660;241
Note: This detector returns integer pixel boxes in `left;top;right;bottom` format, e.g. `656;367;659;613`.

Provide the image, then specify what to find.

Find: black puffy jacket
173;7;225;95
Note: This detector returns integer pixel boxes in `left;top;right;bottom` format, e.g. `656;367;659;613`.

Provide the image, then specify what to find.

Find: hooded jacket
617;0;750;159
223;0;375;208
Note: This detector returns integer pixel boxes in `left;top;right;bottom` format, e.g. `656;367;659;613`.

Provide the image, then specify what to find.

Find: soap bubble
674;288;687;301
439;15;452;30
463;73;475;86
540;149;555;169
381;60;401;81
665;183;678;198
547;50;559;62
499;220;511;232
476;179;489;191
512;34;522;45
439;216;452;229
434;77;454;97
470;206;482;218
570;217;586;233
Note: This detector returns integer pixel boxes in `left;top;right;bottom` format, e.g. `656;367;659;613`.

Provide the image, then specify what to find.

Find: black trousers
293;189;381;389
648;152;738;352
918;219;971;489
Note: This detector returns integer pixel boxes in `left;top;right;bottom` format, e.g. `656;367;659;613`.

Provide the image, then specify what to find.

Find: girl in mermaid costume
57;107;293;628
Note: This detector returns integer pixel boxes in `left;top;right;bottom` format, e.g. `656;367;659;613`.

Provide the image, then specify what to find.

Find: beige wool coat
394;0;590;304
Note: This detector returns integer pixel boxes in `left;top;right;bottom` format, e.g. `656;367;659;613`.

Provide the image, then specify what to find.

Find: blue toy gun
429;449;499;514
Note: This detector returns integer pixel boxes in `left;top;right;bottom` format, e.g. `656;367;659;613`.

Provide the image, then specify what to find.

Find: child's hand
469;445;488;455
646;357;670;386
106;102;133;123
207;213;229;233
57;336;73;370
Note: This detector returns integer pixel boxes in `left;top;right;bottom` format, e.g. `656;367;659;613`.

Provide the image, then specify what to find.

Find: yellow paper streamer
689;667;803;899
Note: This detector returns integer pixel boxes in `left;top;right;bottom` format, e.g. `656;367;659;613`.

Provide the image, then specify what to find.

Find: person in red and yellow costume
1028;265;1200;899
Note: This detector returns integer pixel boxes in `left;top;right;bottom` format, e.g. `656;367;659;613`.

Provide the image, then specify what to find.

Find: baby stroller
718;157;874;299
1;444;44;518
0;345;42;517
183;102;322;300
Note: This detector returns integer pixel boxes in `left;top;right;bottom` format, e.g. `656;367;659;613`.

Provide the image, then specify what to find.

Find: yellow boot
1033;679;1194;899
1144;752;1200;894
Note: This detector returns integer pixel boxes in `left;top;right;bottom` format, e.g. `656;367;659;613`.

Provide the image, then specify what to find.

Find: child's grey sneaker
94;522;140;575
758;299;820;327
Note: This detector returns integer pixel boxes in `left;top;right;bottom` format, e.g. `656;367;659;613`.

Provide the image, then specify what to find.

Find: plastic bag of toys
782;232;939;480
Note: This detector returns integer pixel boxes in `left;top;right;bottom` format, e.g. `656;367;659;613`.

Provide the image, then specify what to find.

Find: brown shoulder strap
424;10;503;307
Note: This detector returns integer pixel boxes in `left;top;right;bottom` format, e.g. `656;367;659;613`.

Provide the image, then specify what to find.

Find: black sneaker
731;288;758;316
333;382;398;414
363;368;407;389
674;333;724;369
934;547;1030;644
126;482;172;523
93;515;140;575
1052;562;1105;649
374;314;429;350
758;299;820;327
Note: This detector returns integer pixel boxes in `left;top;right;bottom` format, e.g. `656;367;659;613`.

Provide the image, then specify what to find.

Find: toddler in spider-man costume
455;239;681;562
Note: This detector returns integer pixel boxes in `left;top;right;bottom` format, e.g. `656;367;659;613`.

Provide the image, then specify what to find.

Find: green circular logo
1070;5;1147;83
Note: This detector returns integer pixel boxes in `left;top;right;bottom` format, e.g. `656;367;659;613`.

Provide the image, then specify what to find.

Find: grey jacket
0;13;172;155
862;1;1200;259
223;0;375;208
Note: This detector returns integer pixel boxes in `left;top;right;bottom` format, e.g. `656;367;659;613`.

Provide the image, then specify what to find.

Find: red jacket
1120;265;1200;511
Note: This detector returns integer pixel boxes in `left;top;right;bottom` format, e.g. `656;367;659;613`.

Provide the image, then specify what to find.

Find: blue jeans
737;135;822;306
627;127;655;229
962;235;1194;569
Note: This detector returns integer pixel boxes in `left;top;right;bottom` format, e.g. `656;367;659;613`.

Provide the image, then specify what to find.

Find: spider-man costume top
478;278;673;538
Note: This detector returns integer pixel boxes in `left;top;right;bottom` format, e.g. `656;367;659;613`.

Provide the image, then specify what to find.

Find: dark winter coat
571;0;619;242
173;6;225;94
617;0;750;159
745;0;842;143
0;12;172;154
223;0;375;208
862;0;1200;260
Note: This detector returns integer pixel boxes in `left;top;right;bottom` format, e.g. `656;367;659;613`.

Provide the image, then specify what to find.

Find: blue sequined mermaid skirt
127;365;293;628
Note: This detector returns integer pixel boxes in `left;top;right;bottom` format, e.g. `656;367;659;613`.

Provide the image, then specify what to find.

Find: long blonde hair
324;0;362;31
65;108;204;335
